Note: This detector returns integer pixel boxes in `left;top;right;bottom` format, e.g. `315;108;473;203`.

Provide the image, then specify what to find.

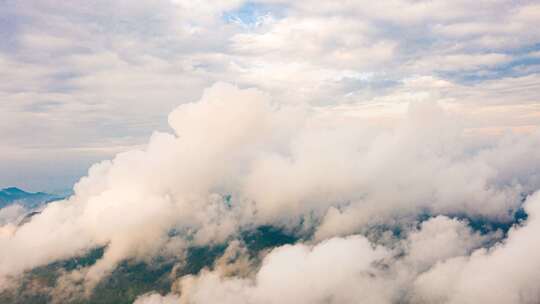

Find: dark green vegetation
0;226;298;304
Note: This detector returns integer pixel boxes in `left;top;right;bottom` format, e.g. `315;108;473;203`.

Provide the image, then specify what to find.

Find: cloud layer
1;0;540;190
136;193;540;304
1;82;539;303
2;1;540;302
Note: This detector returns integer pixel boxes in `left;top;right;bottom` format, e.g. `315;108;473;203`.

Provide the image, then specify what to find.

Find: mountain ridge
0;187;63;209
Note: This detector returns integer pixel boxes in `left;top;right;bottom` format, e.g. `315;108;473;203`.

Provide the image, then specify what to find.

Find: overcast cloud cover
2;0;540;191
1;0;540;303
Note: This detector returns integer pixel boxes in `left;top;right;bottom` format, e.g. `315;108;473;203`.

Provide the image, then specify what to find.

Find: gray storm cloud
1;83;540;303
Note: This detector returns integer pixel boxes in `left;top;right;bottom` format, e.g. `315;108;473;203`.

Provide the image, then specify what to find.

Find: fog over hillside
1;83;540;303
1;0;540;303
0;187;63;227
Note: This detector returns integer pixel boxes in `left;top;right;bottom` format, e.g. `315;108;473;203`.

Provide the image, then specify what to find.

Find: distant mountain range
0;187;63;209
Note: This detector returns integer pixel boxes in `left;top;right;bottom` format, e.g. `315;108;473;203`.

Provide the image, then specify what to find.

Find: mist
1;82;540;303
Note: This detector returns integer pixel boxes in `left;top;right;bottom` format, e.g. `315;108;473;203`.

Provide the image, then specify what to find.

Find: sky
1;0;540;192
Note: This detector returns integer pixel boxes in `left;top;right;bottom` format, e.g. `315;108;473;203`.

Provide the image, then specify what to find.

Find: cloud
173;235;393;304
135;193;540;304
2;1;540;302
1;83;539;297
0;205;26;226
403;216;493;271
134;293;181;304
410;53;512;72
413;192;540;303
2;0;540;191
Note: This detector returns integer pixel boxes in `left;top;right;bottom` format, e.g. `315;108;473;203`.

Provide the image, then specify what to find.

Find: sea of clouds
1;82;540;303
